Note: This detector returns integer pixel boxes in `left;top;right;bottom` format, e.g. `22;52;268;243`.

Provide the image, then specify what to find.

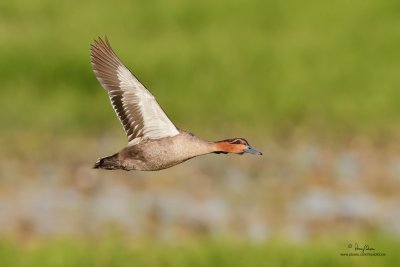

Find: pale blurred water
0;137;399;242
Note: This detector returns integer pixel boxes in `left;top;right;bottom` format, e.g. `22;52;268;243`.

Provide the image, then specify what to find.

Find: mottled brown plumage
90;37;261;171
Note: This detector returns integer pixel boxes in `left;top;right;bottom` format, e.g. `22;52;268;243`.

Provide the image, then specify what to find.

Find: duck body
90;37;262;171
95;130;214;171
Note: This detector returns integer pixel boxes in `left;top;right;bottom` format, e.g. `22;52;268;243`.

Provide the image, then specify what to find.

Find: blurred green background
1;0;400;266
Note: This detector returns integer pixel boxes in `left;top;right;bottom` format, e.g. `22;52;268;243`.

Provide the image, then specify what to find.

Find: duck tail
93;153;120;170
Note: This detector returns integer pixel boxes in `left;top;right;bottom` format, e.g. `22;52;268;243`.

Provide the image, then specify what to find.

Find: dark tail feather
93;153;120;170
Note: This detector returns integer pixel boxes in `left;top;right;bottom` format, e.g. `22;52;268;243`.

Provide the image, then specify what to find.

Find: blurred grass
1;2;399;266
1;0;400;139
0;238;399;267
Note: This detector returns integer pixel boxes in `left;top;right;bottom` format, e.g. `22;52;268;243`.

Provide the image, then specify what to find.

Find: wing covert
90;37;179;145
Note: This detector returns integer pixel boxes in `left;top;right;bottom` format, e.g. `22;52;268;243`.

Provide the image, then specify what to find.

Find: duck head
214;138;262;155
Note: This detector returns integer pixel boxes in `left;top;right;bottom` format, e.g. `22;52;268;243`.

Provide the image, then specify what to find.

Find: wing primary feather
90;37;179;144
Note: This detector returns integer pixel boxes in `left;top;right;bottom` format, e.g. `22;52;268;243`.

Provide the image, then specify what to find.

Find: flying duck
91;37;262;171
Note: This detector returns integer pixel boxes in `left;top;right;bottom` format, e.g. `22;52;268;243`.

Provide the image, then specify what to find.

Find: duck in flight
90;37;262;171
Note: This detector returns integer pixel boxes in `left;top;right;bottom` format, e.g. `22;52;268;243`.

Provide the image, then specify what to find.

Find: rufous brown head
214;138;262;155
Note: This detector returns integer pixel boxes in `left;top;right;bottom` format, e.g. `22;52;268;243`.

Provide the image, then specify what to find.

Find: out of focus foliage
1;0;400;138
1;1;399;266
0;238;399;267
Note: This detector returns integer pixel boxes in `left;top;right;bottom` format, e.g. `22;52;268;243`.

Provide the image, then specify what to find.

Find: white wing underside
115;66;179;145
91;38;179;145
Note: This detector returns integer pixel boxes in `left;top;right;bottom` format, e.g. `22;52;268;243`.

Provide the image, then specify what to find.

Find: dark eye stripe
230;138;248;145
222;138;249;145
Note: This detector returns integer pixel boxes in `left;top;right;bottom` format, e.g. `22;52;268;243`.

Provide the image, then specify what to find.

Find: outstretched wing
90;37;179;145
